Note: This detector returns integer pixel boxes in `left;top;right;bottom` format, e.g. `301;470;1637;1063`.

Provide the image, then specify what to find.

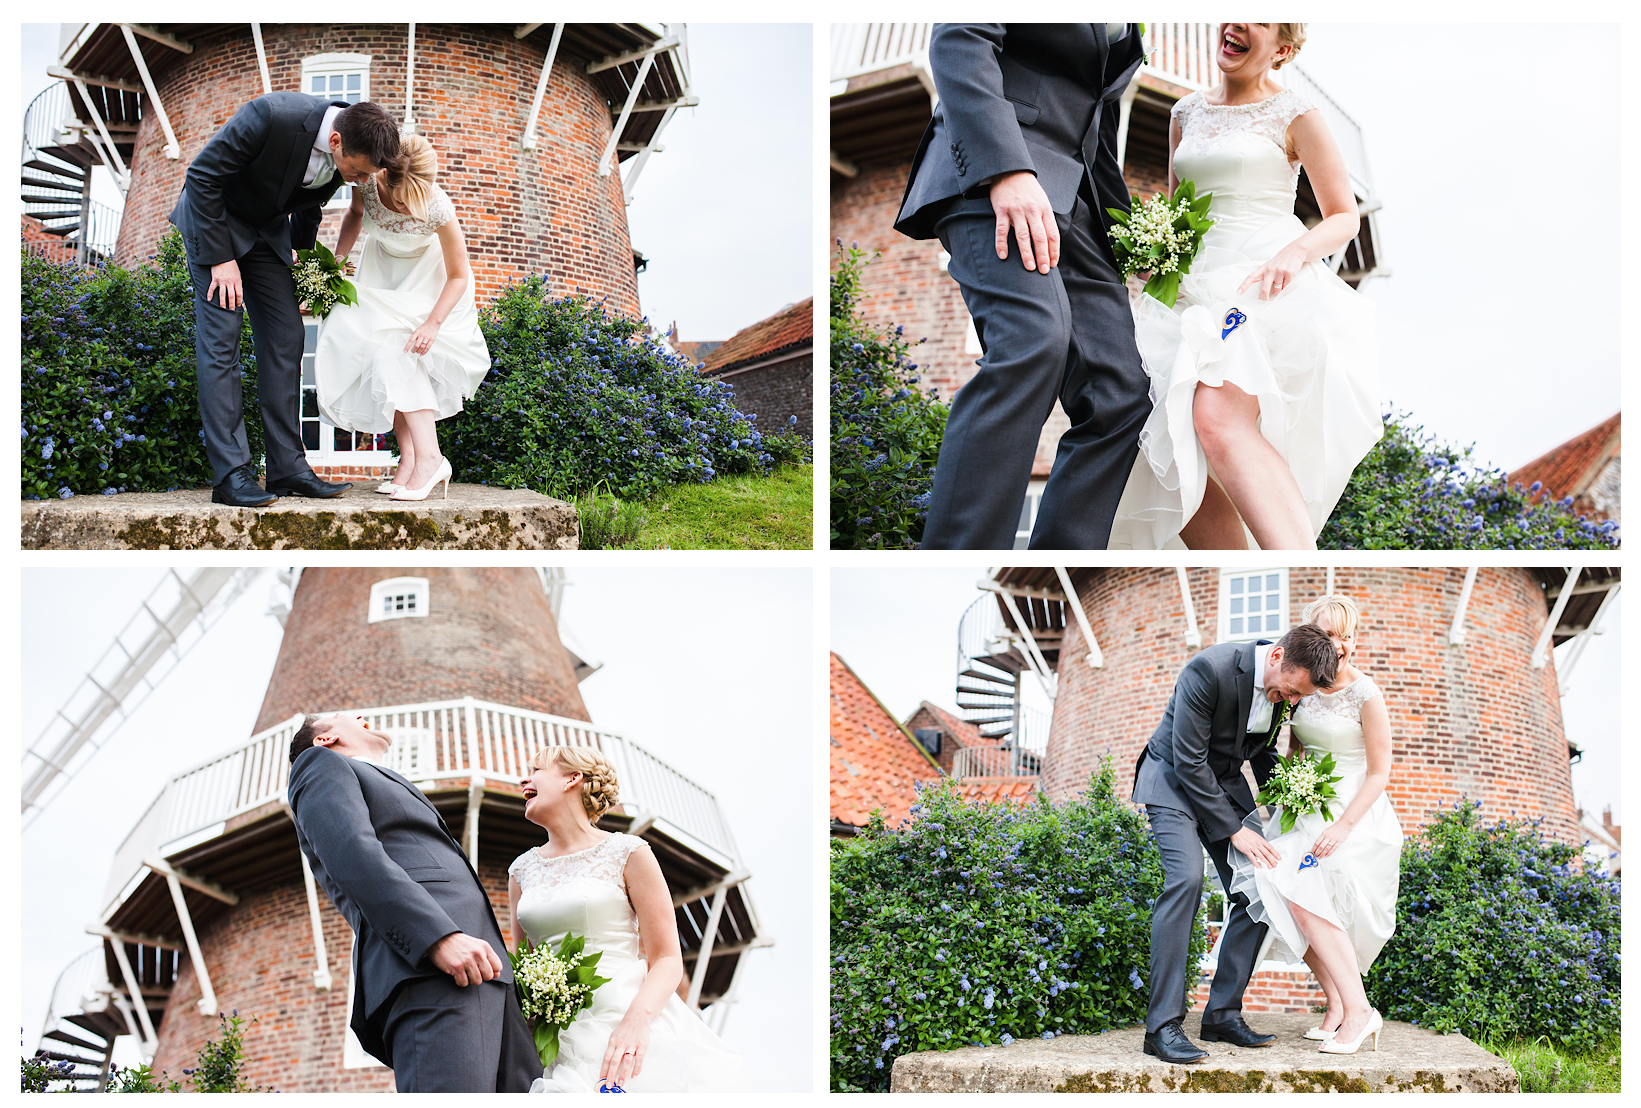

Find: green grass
575;465;812;550
1485;1037;1621;1093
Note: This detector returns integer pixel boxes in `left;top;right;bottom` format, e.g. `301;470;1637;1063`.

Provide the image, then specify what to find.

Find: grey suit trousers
1144;803;1268;1033
183;238;309;485
919;188;1151;550
375;976;540;1093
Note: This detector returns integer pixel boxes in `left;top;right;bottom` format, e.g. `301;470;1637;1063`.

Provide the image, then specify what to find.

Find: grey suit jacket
287;747;512;1062
1131;641;1282;842
894;23;1145;241
169;92;350;267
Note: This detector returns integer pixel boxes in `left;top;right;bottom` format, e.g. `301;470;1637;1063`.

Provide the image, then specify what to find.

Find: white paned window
1218;569;1289;642
368;577;430;624
301;322;395;466
298;53;371;211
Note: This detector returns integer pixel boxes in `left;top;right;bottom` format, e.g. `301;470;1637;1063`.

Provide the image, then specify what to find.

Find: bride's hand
405;319;440;356
600;1017;650;1089
1237;244;1306;301
1311;821;1352;858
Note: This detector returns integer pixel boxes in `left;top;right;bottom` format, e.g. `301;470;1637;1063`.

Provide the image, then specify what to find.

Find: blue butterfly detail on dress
599;1082;626;1093
1221;307;1247;340
1298;852;1320;872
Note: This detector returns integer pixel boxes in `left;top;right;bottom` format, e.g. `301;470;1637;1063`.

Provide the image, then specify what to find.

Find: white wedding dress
1108;87;1383;549
1227;675;1402;972
314;176;490;433
509;834;747;1093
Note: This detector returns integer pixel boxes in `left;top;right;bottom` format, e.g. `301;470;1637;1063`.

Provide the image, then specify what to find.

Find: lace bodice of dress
360;175;455;245
510;833;645;957
1173;88;1315;169
1290;674;1381;764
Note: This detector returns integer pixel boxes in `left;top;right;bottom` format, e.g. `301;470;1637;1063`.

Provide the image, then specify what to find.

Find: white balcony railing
829;23;1372;196
104;698;740;916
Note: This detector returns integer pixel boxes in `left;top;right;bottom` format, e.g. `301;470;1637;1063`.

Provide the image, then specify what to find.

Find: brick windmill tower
44;568;761;1092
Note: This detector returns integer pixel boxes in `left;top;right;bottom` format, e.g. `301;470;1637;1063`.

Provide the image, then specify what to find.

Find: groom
287;713;538;1092
171;95;401;506
1131;624;1339;1062
896;24;1152;549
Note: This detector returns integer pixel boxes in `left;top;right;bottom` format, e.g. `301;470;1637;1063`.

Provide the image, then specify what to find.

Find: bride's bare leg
397;409;443;490
1302;947;1345;1032
1179;477;1248;549
1288;902;1370;1041
1192;381;1316;550
390;410;414;484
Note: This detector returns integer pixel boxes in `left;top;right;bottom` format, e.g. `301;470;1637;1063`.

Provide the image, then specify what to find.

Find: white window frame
298;53;372;211
368;577;430;624
1012;479;1047;549
1217;568;1289;643
300;321;397;468
341;937;388;1070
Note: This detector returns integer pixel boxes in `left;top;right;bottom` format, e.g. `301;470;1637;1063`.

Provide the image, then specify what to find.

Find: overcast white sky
1272;24;1618;471
832;567;1621;826
20;568;812;1093
20;22;812;342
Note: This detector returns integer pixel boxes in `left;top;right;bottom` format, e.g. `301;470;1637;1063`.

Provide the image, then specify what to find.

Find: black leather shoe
212;465;278;507
265;471;352;498
1143;1020;1207;1063
1199;1015;1276;1047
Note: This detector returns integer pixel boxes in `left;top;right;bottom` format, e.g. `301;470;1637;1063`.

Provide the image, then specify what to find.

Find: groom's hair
334;102;401;170
1275;624;1339;688
289;715;330;764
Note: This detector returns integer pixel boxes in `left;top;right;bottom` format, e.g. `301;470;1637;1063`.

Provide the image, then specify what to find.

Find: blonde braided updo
381;133;437;222
1302;593;1360;641
534;745;620;821
1271;23;1306;70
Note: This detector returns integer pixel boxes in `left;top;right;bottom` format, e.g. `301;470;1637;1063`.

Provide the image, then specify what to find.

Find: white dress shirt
1246;643;1274;734
303;105;345;188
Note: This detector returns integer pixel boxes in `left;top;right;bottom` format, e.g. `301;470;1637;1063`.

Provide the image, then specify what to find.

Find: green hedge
829;245;947;549
830;761;1207;1091
1365;801;1620;1052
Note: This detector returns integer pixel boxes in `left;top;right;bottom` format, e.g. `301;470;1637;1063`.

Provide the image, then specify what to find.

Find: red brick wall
1191;969;1324;1015
113;24;639;316
831;147;1170;476
148;847;523;1090
21;215;82;265
1041;567;1580;843
254;567;589;731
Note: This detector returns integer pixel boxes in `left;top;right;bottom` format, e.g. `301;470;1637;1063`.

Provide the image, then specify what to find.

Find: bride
315;133;489;501
1108;23;1382;550
507;747;747;1093
1228;594;1401;1054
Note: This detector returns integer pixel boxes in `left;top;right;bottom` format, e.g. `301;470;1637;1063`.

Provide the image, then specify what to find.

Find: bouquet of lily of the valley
1105;178;1214;308
510;931;612;1069
1255;749;1345;835
293;241;357;319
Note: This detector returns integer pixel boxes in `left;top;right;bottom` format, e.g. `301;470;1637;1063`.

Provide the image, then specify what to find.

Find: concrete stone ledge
20;484;579;550
889;1012;1517;1093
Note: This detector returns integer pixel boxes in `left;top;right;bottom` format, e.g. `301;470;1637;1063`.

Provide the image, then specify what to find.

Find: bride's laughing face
521;755;582;827
1217;24;1289;79
1313;610;1356;666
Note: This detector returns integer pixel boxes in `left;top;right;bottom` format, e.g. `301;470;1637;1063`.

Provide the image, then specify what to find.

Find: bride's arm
404;216;472;355
1237;109;1361;301
1310;694;1392;858
1165;111;1183;195
599;844;685;1088
506;874;522;954
335;187;365;261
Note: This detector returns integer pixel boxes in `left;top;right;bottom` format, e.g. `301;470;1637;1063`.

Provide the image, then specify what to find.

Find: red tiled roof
1508;414;1620;506
954;776;1039;806
830;653;942;829
701;298;813;375
906;701;999;749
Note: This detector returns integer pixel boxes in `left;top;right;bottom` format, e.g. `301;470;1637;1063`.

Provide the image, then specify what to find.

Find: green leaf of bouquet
314;241;337;268
1144;270;1182;308
1280;808;1296;835
1105;206;1131;225
558;932;586;961
335;278;359;306
536;1024;560;1070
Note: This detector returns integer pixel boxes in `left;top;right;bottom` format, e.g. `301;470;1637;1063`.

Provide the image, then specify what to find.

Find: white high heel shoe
390;458;451;502
1303;1027;1337;1041
1318;1009;1381;1054
375;482;401;494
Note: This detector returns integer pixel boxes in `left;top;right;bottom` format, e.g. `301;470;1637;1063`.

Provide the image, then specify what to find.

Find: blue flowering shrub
829;761;1208;1092
1321;412;1619;550
830;245;948;549
444;277;800;499
1365;801;1620;1051
21;234;261;499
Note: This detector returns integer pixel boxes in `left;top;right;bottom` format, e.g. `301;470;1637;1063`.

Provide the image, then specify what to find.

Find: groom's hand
429;931;504;986
989;172;1060;275
207;260;243;311
1230;827;1281;870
